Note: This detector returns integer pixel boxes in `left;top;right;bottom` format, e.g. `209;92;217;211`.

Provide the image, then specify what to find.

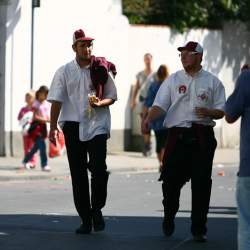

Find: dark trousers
160;125;217;235
63;121;109;223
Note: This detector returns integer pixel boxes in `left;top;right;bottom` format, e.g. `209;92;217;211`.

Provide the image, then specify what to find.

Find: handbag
49;132;65;158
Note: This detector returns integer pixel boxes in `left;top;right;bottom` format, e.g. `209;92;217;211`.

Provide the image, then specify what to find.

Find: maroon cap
177;41;203;53
73;29;94;44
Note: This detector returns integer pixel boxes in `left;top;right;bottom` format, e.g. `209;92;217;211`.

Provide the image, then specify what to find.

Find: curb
0;173;71;182
0;167;159;182
0;164;238;182
0;149;239;182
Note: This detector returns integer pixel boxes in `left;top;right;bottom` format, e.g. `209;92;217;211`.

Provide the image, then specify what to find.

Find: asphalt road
0;166;238;250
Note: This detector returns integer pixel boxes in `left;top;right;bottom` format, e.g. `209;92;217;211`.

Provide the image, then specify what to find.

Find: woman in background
143;65;169;171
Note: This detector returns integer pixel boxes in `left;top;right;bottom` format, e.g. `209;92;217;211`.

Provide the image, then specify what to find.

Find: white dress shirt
47;59;117;141
153;69;225;128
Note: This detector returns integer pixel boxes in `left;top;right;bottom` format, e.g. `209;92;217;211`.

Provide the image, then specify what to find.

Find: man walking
225;69;250;250
142;41;225;242
47;29;117;234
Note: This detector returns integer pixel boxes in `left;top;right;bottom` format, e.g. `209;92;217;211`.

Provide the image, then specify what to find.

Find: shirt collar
74;58;90;69
184;67;203;78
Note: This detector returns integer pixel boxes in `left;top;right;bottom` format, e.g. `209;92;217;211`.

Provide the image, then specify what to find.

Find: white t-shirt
153;68;225;128
47;59;117;141
135;70;155;114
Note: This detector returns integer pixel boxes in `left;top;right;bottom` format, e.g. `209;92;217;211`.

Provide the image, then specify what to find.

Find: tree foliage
122;0;250;32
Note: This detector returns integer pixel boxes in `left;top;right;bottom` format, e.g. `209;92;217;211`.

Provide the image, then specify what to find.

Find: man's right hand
49;128;60;146
141;116;150;134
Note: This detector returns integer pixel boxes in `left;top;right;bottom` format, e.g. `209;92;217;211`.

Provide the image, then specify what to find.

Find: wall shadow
169;22;250;83
221;21;250;82
124;85;143;152
0;214;237;250
169;27;222;76
0;0;20;157
157;206;237;216
5;0;21;40
123;85;133;151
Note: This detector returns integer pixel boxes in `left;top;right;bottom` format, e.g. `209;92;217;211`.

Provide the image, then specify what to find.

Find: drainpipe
0;1;7;156
30;0;40;89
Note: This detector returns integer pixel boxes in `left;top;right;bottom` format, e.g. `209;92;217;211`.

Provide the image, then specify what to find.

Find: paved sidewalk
0;148;239;181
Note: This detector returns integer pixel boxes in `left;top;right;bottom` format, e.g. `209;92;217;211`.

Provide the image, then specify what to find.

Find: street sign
32;0;40;8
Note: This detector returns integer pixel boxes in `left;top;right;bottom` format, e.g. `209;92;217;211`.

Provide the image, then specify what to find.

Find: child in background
18;90;37;169
22;86;51;171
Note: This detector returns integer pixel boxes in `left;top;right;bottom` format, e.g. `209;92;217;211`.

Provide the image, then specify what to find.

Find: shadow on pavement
176;206;237;215
0;214;236;250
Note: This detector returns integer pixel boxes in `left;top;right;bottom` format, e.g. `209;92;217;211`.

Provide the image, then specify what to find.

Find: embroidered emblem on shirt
178;85;187;94
197;92;209;102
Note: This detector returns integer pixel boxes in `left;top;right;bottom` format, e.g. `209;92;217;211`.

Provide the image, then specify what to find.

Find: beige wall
3;0;250;155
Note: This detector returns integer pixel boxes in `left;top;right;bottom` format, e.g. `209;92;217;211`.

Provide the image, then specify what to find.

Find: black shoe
92;210;105;232
162;219;175;237
193;234;207;242
75;223;92;234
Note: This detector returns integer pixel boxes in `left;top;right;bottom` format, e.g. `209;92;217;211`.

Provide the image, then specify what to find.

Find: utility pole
30;0;40;89
0;1;7;156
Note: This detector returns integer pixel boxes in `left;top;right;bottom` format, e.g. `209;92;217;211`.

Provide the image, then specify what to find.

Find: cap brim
177;46;194;52
75;37;94;43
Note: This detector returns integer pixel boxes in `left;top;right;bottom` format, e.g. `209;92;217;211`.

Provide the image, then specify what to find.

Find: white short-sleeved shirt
153;69;225;128
47;59;117;141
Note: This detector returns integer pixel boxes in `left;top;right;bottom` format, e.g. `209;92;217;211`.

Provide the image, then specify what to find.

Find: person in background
130;53;155;156
47;29;117;234
18;90;37;169
142;41;225;242
225;68;250;250
241;64;250;72
143;64;169;171
22;85;51;171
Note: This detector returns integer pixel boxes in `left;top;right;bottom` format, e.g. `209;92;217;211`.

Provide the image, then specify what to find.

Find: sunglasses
179;51;199;57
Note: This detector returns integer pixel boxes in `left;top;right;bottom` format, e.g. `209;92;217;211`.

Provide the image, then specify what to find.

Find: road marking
0;232;9;236
169;237;191;249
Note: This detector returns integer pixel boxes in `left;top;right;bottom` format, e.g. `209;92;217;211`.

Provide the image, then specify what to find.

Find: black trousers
63;121;109;223
160;125;217;235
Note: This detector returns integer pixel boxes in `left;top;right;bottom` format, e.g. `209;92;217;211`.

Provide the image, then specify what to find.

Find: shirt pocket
196;87;212;107
67;79;80;97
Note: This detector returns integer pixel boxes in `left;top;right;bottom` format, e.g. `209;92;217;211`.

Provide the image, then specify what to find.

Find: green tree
122;0;250;32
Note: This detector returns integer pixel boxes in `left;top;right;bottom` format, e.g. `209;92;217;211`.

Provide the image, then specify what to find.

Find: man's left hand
89;96;101;107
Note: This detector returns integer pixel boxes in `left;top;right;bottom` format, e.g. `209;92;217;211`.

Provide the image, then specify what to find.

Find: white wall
5;0;32;132
5;0;249;151
220;22;250;147
128;26;222;81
